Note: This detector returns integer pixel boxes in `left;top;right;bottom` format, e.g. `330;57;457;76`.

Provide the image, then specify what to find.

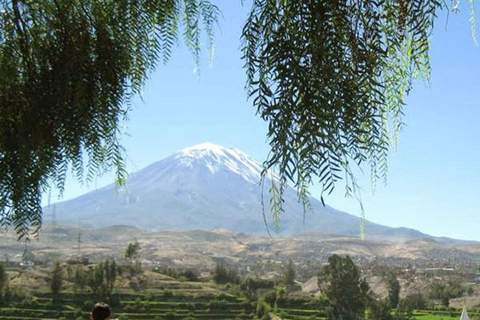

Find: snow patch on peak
175;142;264;184
181;142;225;153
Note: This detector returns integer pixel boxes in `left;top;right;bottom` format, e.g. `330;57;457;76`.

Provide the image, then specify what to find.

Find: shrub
123;304;135;312
163;289;174;298
263;290;277;305
183;312;195;320
145;291;155;301
241;278;275;295
256;298;271;320
185;302;196;311
72;308;83;319
213;264;239;284
182;269;200;282
368;298;393;320
208;299;229;310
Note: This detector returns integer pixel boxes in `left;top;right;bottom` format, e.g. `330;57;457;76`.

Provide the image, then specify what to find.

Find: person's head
90;302;111;320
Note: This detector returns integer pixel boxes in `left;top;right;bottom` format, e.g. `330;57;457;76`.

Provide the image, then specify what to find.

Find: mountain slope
44;143;426;239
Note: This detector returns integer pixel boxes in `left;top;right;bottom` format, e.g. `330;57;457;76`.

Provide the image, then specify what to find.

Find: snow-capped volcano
43;143;427;239
174;143;264;184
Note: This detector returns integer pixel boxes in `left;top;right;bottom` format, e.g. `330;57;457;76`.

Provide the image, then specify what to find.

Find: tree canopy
0;0;219;239
318;254;370;320
125;241;141;261
386;272;400;309
0;0;475;239
284;260;296;285
50;261;63;297
242;0;443;232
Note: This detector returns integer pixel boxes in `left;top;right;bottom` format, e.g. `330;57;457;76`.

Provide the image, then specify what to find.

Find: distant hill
44;142;430;240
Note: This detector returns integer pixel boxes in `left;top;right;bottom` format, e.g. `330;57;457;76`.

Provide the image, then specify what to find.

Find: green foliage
87;263;105;295
262;289;277;305
128;260;143;277
164;311;175;320
255;297;271;320
225;283;246;299
154;267;200;281
207;298;229;309
128;273;148;291
50;261;63;297
0;0;219;240
0;263;7;294
242;0;442;234
400;293;426;310
307;293;328;309
284;260;295;286
385;272;400;309
241;277;275;294
104;258;118;292
318;254;370;320
368;298;393;320
212;263;239;284
73;267;87;293
162;289;174;298
428;280;465;307
86;258;118;297
395;299;414;320
181;269;200;282
467;285;474;295
125;241;140;260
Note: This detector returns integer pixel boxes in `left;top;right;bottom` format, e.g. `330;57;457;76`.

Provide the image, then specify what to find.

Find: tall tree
104;259;117;293
73;267;87;293
368;298;393;320
318;254;370;320
0;262;7;294
87;261;107;296
212;263;239;284
385;272;400;309
0;0;219;239
125;241;140;261
284;260;295;286
50;261;63;297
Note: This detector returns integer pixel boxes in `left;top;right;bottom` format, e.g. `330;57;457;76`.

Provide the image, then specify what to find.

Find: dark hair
91;302;111;320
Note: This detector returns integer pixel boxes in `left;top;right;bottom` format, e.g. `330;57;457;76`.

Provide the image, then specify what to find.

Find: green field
0;266;473;320
0;266;327;320
0;292;474;320
0;293;327;320
0;296;472;320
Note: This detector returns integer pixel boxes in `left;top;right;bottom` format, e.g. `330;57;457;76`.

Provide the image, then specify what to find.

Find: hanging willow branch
0;0;219;240
242;0;442;234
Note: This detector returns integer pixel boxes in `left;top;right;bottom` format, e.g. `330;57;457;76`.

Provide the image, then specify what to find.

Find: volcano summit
44;143;426;239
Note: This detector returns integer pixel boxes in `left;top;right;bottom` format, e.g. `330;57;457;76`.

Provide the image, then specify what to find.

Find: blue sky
48;2;480;241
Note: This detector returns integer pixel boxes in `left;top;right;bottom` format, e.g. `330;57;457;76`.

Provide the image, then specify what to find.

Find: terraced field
1;291;478;320
0;266;328;320
2;294;477;320
0;267;475;320
0;292;330;320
